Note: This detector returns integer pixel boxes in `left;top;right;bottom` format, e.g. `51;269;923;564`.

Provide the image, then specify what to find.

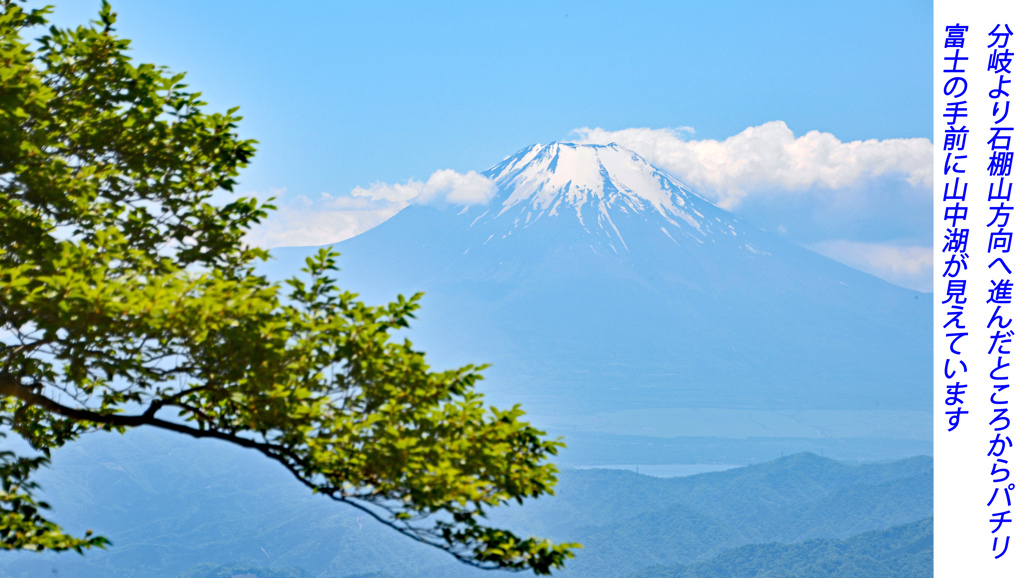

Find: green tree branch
0;1;577;572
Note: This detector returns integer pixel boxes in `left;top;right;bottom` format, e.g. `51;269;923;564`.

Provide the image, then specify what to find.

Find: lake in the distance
571;464;742;478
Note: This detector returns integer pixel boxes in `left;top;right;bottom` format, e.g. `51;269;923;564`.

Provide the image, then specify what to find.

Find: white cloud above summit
569;121;932;209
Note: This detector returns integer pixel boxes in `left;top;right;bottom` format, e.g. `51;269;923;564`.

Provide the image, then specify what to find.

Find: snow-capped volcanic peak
480;143;719;244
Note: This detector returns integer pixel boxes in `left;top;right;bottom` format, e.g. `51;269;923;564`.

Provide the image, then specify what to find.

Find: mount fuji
267;142;931;459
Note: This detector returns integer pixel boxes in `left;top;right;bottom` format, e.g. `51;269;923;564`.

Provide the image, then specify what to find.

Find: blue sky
42;0;934;290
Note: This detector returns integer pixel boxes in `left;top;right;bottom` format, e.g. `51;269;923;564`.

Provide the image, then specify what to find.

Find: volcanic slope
267;143;931;450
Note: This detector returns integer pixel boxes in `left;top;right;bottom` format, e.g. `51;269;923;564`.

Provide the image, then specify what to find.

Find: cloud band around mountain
245;170;495;249
351;169;496;206
570;121;932;209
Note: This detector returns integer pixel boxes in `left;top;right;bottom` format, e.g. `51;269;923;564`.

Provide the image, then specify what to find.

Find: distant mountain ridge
0;425;933;577
625;518;933;578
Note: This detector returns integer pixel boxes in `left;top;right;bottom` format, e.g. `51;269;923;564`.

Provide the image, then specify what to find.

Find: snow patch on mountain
472;142;746;252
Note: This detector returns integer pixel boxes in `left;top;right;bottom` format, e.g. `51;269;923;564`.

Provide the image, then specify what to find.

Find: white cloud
351;169;496;206
419;169;497;205
246;170;496;249
571;121;933;209
807;240;933;292
350;180;424;203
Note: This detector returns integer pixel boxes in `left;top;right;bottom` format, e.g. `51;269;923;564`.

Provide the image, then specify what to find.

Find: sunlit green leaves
0;0;576;572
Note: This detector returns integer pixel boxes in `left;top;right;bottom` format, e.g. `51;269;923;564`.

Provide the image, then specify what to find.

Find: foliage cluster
0;1;574;572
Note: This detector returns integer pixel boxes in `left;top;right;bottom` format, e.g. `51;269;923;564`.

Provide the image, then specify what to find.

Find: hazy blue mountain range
263;142;931;462
0;427;932;577
624;518;933;578
176;565;313;578
175;517;936;578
